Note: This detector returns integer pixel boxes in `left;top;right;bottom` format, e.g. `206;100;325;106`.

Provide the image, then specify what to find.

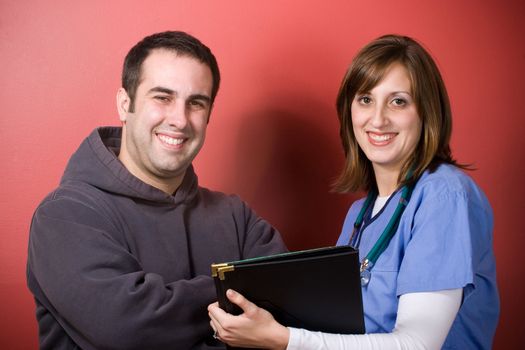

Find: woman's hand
208;289;290;349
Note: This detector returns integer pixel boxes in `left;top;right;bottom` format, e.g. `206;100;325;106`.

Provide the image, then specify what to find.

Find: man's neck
146;176;183;195
117;151;184;195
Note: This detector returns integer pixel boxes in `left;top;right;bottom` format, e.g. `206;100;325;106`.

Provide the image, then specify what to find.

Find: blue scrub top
336;164;499;349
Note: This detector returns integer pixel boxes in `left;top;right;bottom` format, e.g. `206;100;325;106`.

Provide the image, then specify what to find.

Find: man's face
117;49;213;193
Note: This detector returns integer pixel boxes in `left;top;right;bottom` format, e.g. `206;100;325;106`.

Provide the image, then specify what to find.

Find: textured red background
1;1;523;348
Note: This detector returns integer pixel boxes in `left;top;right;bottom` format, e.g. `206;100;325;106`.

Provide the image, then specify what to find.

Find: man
27;31;286;350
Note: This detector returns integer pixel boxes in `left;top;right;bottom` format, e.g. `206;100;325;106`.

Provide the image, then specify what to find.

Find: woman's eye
359;96;371;104
392;98;406;106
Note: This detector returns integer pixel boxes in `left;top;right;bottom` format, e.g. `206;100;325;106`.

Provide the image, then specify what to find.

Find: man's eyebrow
147;87;211;103
148;86;175;95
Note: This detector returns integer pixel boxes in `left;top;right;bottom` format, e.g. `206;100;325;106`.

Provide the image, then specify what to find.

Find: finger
208;306;220;325
207;301;219;312
209;320;223;342
209;309;221;325
208;302;229;321
226;289;258;315
209;304;232;334
209;314;225;339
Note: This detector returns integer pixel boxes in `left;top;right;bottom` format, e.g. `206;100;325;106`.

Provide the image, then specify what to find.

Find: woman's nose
369;104;388;128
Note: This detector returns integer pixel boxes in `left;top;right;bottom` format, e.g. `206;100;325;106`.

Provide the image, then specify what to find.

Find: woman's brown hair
333;34;464;193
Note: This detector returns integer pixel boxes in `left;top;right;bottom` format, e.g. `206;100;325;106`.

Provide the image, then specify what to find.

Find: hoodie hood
60;127;198;205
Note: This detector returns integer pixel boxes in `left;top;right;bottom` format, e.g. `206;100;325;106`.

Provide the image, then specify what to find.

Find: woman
208;34;499;350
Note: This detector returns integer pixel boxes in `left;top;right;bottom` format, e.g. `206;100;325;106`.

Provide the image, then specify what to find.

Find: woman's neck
373;166;400;197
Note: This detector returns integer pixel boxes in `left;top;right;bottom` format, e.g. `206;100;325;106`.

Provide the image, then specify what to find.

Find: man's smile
157;133;186;146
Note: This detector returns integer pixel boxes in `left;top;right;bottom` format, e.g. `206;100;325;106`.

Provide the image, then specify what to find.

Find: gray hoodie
27;127;286;350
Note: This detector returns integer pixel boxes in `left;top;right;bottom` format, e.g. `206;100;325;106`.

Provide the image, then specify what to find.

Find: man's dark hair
122;31;220;112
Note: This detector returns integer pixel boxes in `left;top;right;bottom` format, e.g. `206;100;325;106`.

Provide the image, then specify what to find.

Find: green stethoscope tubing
352;177;417;286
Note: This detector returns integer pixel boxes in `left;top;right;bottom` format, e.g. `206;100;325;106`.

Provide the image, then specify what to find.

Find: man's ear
117;88;131;122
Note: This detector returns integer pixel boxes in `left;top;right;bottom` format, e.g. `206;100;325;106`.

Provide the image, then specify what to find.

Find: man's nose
166;102;188;129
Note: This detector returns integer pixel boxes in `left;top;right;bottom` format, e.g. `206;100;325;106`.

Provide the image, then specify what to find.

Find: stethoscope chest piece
361;269;371;286
360;258;373;286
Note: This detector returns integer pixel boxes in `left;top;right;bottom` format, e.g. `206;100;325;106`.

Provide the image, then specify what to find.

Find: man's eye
154;96;170;102
189;100;205;109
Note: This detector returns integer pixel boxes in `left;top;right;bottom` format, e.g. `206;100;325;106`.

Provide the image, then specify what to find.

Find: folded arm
28;207;216;349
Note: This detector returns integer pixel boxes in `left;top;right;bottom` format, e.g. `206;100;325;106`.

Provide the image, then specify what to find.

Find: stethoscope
349;178;417;286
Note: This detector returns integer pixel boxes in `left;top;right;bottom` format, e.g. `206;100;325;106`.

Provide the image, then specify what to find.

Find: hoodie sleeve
27;195;219;350
233;196;288;260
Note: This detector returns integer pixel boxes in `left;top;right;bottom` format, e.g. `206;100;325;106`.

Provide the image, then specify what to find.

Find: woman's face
351;62;422;177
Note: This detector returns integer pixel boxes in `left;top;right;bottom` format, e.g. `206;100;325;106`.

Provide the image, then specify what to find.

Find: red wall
1;1;523;348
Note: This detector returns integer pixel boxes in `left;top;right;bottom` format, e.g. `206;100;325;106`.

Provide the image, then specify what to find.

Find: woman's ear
116;88;131;122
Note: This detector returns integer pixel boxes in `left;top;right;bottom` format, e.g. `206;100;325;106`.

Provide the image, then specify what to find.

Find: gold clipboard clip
211;263;235;280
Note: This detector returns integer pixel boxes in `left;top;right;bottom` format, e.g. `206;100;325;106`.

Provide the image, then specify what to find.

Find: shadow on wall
232;101;359;251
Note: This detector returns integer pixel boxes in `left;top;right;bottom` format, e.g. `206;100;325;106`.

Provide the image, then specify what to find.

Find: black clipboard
211;245;365;347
